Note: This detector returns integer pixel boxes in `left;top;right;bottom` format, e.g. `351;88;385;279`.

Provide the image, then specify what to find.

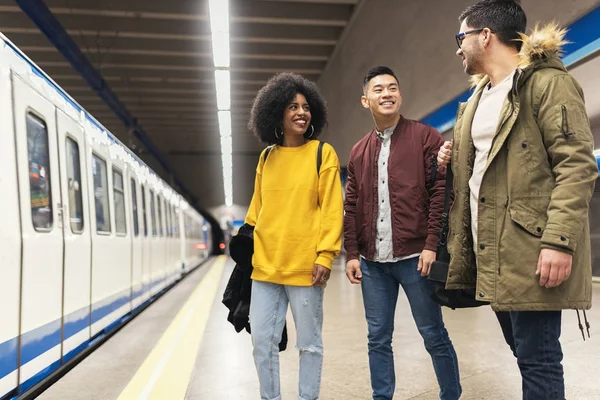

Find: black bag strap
437;163;453;251
316;141;324;175
442;164;453;216
263;141;324;175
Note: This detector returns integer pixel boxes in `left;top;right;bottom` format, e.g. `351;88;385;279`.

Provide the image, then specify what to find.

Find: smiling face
456;20;485;76
361;74;402;119
282;92;312;137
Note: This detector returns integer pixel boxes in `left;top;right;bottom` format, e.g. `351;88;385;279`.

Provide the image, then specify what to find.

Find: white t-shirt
469;71;515;250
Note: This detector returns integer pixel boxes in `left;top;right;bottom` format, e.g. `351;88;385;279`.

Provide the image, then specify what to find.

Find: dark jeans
361;258;461;400
496;311;564;400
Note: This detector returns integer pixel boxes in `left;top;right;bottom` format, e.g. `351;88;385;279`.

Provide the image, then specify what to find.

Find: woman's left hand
312;264;331;286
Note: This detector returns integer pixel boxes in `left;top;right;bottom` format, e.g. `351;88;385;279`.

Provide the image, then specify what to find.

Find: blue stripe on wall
420;6;600;132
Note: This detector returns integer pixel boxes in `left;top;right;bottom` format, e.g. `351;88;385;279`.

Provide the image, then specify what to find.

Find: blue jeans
361;258;461;400
250;280;325;400
496;311;564;400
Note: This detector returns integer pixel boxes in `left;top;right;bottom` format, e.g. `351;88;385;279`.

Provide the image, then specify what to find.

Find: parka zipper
561;105;574;138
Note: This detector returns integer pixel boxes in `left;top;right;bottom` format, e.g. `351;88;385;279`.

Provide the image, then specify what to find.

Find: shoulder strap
442;164;453;216
316;141;324;175
263;146;273;164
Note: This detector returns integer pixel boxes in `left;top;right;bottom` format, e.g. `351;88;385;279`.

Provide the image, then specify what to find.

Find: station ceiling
0;0;361;208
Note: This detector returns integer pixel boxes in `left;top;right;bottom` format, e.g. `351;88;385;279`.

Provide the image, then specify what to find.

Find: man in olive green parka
437;1;596;398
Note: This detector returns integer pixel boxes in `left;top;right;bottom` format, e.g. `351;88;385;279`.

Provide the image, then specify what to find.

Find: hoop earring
307;125;315;138
274;127;282;139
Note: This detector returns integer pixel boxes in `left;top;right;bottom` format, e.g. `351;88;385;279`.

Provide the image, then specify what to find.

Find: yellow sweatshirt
245;140;343;286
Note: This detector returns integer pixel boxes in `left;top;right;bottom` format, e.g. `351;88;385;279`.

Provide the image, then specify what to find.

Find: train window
157;196;164;237
171;205;175;237
165;202;171;237
167;202;172;237
141;185;148;237
113;168;126;235
163;199;167;236
92;154;111;233
172;206;176;236
165;202;173;237
150;190;157;237
27;113;53;231
131;178;139;237
173;207;179;236
65;137;83;233
171;206;175;236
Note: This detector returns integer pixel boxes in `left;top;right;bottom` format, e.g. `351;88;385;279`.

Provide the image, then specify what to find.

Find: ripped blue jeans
250;280;325;400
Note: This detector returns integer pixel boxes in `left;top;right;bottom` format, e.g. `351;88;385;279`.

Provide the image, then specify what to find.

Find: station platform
38;256;600;400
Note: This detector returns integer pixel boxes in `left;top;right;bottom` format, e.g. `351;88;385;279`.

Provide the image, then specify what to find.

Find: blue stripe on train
0;270;182;387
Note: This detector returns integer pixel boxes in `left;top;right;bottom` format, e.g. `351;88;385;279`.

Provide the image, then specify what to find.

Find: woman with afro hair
244;72;343;400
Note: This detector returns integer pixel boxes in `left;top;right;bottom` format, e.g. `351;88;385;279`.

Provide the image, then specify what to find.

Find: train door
158;195;168;286
109;159;132;316
12;75;64;388
149;189;160;296
0;69;21;399
129;174;143;309
140;184;152;302
56;110;92;361
88;142;130;336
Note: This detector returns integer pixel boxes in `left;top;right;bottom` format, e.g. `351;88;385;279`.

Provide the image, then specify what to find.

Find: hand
536;248;572;288
418;250;436;276
345;259;362;284
312;264;331;286
437;140;453;168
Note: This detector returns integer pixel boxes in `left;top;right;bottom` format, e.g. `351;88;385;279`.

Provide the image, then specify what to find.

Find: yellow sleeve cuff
315;253;334;270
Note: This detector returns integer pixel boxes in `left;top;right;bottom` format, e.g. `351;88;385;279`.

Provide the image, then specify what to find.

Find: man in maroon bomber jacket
344;66;461;400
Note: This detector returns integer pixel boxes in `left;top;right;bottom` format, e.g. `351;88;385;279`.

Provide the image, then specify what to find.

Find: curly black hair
248;72;328;145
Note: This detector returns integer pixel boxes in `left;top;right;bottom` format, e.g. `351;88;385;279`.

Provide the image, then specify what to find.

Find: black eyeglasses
455;28;485;49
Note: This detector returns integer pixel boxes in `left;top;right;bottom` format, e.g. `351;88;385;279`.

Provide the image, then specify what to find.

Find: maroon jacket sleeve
343;149;360;261
423;126;446;252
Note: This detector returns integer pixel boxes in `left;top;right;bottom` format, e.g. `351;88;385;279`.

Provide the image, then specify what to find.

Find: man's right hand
437;140;453;168
346;259;362;284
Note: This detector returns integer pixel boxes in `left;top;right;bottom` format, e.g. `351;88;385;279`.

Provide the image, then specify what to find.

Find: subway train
0;33;217;399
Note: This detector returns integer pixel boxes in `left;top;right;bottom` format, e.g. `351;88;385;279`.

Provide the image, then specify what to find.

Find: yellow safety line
118;256;227;400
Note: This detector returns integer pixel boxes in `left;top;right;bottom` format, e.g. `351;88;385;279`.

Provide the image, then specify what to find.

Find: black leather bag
427;164;489;310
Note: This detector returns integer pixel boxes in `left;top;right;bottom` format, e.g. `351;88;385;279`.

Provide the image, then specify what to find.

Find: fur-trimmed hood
470;23;568;88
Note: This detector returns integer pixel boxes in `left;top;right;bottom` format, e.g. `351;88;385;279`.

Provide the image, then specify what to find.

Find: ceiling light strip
208;0;233;207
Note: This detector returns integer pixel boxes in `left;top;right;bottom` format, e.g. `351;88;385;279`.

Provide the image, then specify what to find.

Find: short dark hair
362;66;399;90
248;72;327;145
459;0;527;50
